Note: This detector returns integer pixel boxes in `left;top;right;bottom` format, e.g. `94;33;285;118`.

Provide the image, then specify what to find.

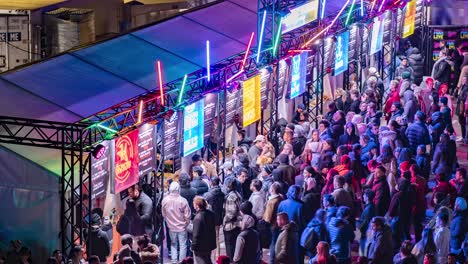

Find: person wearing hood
408;48;424;85
399;71;413;98
203;177;225;258
162;182;191;264
301;209;329;257
338;122;359;147
396;57;414;80
223;178;243;261
278;185;304;231
429;111;444;148
405;111;431;153
402;83;419;124
330;110;346;142
85;213;111;263
367;216;393;264
450;197;468;257
233;203;260;264
275;212;300;264
327;206;355;263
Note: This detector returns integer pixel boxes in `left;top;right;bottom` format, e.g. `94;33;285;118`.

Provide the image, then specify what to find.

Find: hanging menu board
204;93;218;140
290;52;308;98
370;14;385;55
91;140;111;200
260;68;271;109
277;60;288;100
402;0;417;38
138;124;155;177
242;75;261;127
183;99;204;157
114;130;140;193
334;31;349;76
226;89;241;126
165;112;180;159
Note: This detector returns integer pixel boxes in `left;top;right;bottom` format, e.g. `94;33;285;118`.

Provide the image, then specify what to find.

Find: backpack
300;225;317;252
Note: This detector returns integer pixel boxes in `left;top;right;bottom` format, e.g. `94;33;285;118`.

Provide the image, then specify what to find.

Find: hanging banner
226;89;241;126
281;0;319;33
334;31;349;76
165;112;180;159
290;52;308;99
277;59;289;100
402;0;416;38
242;75;261;127
370;14;385;55
138;124;155;177
204;93;218;140
260;68;271;109
114;130;139;193
91;140;111;200
183;99;204;156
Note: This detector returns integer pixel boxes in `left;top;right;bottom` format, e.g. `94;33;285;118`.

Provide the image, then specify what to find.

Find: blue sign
334;31;349;76
183;99;204;157
290;52;308;99
370;14;385;55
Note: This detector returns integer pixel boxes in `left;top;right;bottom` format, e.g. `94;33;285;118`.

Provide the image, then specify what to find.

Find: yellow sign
402;0;416;38
242;75;261;127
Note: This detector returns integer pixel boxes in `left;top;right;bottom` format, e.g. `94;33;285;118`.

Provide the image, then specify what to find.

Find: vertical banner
183;99;204;156
402;0;416;38
226;89;241;126
290;52;308;99
260;68;271;109
138;124;155;177
334;31;349;76
242;75;261;127
203;93;218;140
277;59;289;100
370;14;385;55
91;140;111;200
114;130;139;193
165;112;180;159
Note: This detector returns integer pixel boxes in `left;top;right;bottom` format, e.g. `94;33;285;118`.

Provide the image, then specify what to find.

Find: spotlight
92;144;106;159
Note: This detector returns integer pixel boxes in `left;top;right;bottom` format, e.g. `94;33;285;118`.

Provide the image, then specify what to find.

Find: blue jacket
327;217;355;261
278;189;304;230
450;210;468;251
405;121;431;151
415;154;430;179
358;203;376;238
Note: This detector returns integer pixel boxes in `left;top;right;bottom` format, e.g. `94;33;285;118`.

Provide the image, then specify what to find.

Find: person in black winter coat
349;89;361;114
367;216;393;264
233;214;260;264
203;177;225;258
179;172;197;217
338;122;360;147
372;166;391;217
191;196;217;264
405;111;431;153
408;47;424;85
357;189;376;256
85;214;111;262
117;199;145;236
327;206;355;263
128;183;154;236
301;177;321;224
388;178;415;252
191;166;209;195
330;111;346;142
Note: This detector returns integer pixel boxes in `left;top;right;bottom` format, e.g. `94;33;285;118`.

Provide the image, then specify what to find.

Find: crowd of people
4;42;468;264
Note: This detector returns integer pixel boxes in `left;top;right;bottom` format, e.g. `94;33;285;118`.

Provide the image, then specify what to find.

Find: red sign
114;129;139;193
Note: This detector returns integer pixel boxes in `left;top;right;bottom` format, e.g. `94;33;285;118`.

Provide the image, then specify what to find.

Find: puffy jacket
450;209;468;252
275;221;299;264
405;121;431;151
402;89;418;123
432;58;451;84
358;203;376;238
278;189;305;230
204;185;225;226
408;48;424;84
367;225;393;264
191;178;209;195
192;209;217;253
372;178;391;217
327;217;355;261
301;218;329;254
134;192;154;236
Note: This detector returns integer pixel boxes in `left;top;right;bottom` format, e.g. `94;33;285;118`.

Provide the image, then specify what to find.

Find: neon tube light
346;0;356;25
178;74;188;104
206;40;211;81
378;0;387;12
137;99;144;124
273;18;282;57
256;11;267;63
226;69;244;83
360;0;364;16
242;32;255;69
371;0;377;11
302;0;351;48
156;61;165;106
97;124;117;133
321;0;327;19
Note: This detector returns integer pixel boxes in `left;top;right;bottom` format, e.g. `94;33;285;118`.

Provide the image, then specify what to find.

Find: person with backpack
300;209;329;258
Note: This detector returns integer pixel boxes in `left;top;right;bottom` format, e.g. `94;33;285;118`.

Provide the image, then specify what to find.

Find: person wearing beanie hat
450;197;468;253
162;180;191;264
85;214;111;262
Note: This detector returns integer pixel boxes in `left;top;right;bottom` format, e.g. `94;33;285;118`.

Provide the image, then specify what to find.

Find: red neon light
242;32;255;69
156;61;165;106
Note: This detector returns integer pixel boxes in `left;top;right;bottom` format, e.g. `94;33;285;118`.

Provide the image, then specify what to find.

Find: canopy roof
0;0;67;10
0;0;345;175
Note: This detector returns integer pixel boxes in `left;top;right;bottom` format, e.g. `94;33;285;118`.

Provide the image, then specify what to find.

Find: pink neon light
137;99;144;123
302;0;351;48
242;32;255;69
156;61;165;106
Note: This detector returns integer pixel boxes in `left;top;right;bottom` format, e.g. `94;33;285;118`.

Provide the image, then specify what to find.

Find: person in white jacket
433;212;451;264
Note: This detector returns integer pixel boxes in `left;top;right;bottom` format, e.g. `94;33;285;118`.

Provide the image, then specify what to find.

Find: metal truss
0;116;93;255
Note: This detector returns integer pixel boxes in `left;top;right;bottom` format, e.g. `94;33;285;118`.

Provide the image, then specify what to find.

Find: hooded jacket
275;221;299;264
301;218;329;254
204;185;225;226
328;217;355;261
367;225;393;264
278;186;305;230
233;215;260;264
86;226;111;262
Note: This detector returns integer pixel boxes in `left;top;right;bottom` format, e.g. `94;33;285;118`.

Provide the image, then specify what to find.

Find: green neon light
97;124;117;133
178;74;188;104
273;17;283;57
346;0;356;25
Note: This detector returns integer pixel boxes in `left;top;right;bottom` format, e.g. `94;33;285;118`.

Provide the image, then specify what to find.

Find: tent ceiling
0;0;67;10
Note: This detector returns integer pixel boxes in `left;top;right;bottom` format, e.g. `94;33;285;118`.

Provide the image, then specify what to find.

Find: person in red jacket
431;172;457;208
410;164;427;242
384;80;401;122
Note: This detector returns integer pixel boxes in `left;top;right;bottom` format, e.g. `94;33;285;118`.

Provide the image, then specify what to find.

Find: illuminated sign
242;75;261;127
114;130;139;193
290;52;308;99
282;0;319;34
461;29;468;40
370;14;384;55
334;31;349;76
183;99;204;157
402;0;416;38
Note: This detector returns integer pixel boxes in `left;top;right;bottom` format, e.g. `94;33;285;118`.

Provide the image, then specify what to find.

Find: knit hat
169;181;180;193
340;154;351;165
240;201;253;215
402;71;411;79
400;161;411;172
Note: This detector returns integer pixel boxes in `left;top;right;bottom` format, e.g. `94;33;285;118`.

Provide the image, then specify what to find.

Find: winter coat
325;206;338;225
275;221;299;264
302;189;321;224
402;89;418;123
432;143;454;176
191;178;209;195
331;188;354;211
133;192;154;236
249;191;266;219
405;121;431;151
223;191;243;231
278;196;304;231
204;185;225;226
415;154;431;179
384;91;401;121
86;226;111;262
450;209;468;252
180;174;197;216
192;209;217;253
233;215;260;264
395;65;414;80
411;176;427;215
432;57;451;84
372;178;391;216
408;48;424;84
358;203;376;238
327;217;355;262
330;118;345;142
161;192;191;232
275;164;297;186
263;194;282;228
318;150;335;171
349;99;361;114
367;225;393;264
301;218;330;255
